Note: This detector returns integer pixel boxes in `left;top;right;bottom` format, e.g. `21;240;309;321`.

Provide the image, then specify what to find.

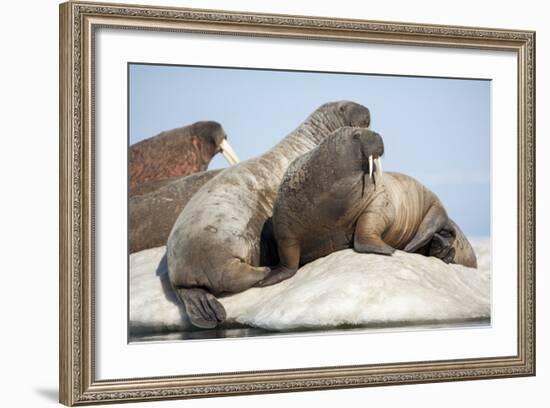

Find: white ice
129;239;490;333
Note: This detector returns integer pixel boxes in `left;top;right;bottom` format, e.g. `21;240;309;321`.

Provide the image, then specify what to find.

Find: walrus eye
352;131;361;140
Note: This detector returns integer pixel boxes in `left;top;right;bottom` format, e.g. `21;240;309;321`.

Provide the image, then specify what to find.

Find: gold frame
59;1;536;405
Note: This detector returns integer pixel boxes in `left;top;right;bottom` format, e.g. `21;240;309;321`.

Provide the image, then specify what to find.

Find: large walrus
129;121;239;189
129;169;223;253
167;101;372;328
258;127;477;287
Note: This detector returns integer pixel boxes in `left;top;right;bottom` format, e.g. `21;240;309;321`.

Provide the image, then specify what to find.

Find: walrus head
336;100;371;128
321;127;384;194
352;128;384;193
192;121;240;166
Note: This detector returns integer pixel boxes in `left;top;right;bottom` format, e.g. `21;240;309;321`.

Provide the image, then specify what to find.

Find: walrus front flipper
354;212;395;255
255;238;300;287
175;287;226;329
255;266;298;287
403;204;450;253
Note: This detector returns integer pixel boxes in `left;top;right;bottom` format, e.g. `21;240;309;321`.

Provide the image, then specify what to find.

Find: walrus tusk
375;157;383;177
219;139;240;165
368;155;373;180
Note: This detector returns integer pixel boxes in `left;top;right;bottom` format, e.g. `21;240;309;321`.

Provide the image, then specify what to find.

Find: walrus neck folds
270;108;348;164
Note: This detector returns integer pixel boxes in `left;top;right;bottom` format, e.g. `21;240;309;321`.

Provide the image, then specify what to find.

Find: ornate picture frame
59;1;535;405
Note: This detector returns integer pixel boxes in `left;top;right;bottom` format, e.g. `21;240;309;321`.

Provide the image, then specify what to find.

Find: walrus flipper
255;238;300;287
428;230;456;263
443;219;478;268
221;261;271;292
175;287;226;329
353;211;396;255
403;204;450;253
255;266;298;287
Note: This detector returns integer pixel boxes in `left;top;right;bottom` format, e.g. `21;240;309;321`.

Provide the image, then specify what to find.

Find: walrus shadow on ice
166;101;372;329
258;126;477;287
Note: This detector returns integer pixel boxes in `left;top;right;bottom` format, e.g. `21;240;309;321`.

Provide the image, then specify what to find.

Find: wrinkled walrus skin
129;176;184;197
129;121;228;189
128;169;223;253
167;101;371;329
258;127;477;287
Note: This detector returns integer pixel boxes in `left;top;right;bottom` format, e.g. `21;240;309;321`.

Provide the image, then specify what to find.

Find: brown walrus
129;121;239;189
257;127;477;287
167;101;372;329
129;176;183;197
129;169;223;253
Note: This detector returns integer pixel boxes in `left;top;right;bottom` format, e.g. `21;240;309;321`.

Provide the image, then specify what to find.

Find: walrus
129;121;239;189
129;169;223;253
167;101;372;329
257;127;477;287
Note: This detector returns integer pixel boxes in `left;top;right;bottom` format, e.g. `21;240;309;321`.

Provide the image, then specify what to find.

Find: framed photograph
59;1;536;405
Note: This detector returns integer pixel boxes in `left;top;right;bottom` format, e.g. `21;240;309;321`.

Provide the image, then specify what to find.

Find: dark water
129;318;491;343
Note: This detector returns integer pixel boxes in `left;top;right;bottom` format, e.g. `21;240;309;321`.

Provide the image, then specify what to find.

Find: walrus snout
196;122;240;166
354;130;384;180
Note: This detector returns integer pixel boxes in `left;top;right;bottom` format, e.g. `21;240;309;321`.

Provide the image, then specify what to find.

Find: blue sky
129;64;491;238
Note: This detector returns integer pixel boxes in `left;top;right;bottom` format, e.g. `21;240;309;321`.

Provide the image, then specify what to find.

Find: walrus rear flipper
444;219;477;268
175;287;227;329
403;204;451;253
428;231;456;263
